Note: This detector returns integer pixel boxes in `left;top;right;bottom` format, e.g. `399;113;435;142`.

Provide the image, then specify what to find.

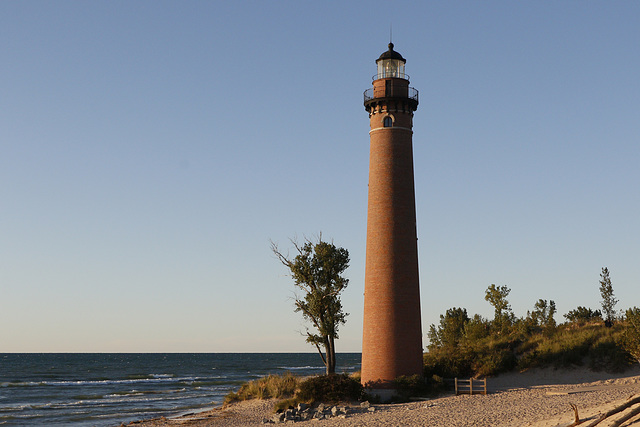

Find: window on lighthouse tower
383;116;393;127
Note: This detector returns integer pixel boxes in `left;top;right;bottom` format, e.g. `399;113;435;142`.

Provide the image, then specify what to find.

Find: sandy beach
131;366;640;426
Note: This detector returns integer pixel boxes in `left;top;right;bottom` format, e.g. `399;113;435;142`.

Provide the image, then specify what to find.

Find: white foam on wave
277;366;324;370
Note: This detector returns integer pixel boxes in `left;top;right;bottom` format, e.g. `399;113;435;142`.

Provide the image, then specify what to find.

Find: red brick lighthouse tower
361;43;423;392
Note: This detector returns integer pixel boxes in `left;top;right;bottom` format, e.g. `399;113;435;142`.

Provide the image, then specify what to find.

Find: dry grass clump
224;372;364;411
223;372;300;405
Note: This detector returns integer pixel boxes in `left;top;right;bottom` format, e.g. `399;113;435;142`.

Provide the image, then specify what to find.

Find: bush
424;346;473;378
424;336;519;378
297;374;363;403
223;372;300;405
564;306;602;324
473;346;517;376
393;375;427;398
464;314;490;341
392;374;448;401
589;339;634;373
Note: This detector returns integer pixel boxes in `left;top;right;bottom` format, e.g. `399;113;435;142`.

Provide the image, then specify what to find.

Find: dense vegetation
224;373;363;410
425;269;640;378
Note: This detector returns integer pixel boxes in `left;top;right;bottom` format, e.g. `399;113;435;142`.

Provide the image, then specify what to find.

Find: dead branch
610;402;640;427
582;395;640;427
567;403;584;426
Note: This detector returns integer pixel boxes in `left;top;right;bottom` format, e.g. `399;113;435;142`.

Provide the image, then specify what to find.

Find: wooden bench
454;378;487;395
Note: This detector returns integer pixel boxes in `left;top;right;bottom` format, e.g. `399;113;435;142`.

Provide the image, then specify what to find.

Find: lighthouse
361;43;423;394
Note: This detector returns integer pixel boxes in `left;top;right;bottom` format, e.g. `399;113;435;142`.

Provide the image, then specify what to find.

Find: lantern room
375;43;406;80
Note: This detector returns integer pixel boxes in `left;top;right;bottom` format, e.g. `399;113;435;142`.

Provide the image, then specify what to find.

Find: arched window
383;116;393;127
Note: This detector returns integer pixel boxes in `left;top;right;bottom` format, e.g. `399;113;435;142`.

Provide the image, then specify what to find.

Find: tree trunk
324;336;336;374
323;336;332;375
329;335;336;374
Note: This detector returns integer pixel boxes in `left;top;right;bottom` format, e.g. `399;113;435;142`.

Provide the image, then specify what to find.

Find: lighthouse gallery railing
363;87;419;104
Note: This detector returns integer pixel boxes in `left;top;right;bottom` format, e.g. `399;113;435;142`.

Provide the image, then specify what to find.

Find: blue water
0;353;361;426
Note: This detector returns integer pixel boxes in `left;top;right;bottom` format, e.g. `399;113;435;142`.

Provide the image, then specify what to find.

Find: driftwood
611;404;640;427
567;403;583;426
567;395;640;427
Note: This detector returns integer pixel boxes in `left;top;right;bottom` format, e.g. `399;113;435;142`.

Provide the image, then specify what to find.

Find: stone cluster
263;401;376;424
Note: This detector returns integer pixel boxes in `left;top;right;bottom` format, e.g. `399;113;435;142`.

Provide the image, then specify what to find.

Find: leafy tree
428;307;469;349
529;299;557;331
464;314;490;341
599;267;618;324
564;306;602;324
484;284;514;334
271;236;350;374
624;307;640;362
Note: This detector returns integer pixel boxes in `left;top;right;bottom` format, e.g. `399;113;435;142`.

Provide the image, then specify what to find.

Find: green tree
599;267;618;324
271;236;350;374
484;284;514;334
530;299;557;328
624;307;640;362
464;314;490;341
564;306;602;324
428;307;469;349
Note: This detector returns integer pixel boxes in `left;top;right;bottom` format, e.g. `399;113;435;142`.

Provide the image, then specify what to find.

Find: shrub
223;372;300;405
273;397;301;412
297;374;363;403
589;339;634;373
424;336;520;378
473;346;517;377
564;306;602;324
424;346;473;378
464;314;490;341
402;374;449;398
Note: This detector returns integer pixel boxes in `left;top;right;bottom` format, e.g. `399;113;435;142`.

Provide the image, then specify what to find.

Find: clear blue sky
2;1;639;352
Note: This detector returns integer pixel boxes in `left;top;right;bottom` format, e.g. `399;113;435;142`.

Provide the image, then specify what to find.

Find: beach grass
223;372;300;405
224;372;364;411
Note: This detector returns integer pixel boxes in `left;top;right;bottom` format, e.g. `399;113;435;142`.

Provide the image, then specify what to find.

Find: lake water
0;353;361;426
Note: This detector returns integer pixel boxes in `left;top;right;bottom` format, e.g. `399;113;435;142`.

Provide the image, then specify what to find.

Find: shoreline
131;366;640;426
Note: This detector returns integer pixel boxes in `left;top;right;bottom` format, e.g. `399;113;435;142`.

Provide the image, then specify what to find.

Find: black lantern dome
376;43;406;63
375;43;407;79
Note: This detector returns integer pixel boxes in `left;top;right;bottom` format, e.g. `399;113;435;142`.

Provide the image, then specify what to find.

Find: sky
1;1;639;353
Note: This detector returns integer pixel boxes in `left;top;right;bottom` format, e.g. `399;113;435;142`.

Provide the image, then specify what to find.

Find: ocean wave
71;394;105;401
277;366;325;370
0;404;30;413
126;373;175;380
1;390;217;415
105;388;183;398
1;375;225;388
25;392;206;411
